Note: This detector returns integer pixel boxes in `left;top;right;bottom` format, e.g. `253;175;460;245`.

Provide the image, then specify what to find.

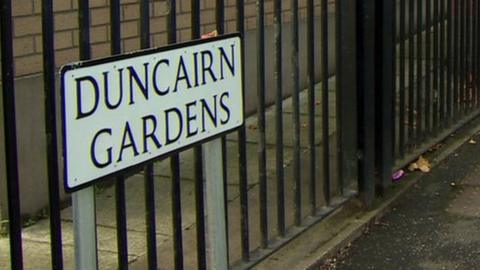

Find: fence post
375;0;395;194
0;0;24;268
356;0;376;206
336;0;358;198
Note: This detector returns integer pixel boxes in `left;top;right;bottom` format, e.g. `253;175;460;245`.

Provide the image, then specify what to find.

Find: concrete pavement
324;128;480;270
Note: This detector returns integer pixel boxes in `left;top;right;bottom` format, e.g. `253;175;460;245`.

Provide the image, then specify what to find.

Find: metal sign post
204;138;228;269
72;186;98;269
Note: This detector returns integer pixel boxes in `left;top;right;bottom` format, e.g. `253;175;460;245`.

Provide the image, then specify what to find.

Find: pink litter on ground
392;170;405;181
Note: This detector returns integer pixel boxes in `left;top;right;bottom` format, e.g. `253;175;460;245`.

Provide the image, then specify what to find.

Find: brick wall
8;0;320;78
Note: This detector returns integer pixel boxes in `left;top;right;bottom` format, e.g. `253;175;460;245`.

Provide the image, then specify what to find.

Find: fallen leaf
201;30;218;39
408;156;431;173
417;156;431;173
408;162;418;171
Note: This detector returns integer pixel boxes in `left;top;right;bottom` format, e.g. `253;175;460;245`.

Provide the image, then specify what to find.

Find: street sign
61;34;243;191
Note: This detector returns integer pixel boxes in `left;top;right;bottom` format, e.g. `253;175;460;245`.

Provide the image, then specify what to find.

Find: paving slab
329;130;480;270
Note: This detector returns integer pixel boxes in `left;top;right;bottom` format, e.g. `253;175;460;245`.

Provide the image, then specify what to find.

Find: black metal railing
394;0;480;168
3;0;480;269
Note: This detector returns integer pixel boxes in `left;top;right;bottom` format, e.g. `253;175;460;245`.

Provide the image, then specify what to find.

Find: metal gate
1;0;479;269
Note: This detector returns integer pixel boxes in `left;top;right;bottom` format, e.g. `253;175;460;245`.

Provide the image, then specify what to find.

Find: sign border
61;33;243;192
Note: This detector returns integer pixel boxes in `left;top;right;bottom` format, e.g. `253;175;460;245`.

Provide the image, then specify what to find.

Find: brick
152;1;168;17
91;42;111;59
122;3;140;21
245;17;256;31
55;47;79;67
224;6;236;22
122;37;140;52
14;16;42;37
150;17;167;34
225;20;236;34
13;37;36;57
53;31;74;50
121;20;139;39
200;9;215;25
91;7;110;26
32;0;41;14
15;54;43;77
151;33;167;47
72;30;79;46
179;0;190;13
202;0;215;10
178;28;191;42
90;25;109;44
54;11;78;31
176;13;191;29
53;0;73;12
244;3;256;19
13;2;33;17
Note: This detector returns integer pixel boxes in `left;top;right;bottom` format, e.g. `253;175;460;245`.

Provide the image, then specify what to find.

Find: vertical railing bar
357;0;376;206
189;2;207;268
473;0;477;109
78;0;91;60
461;0;465;115
144;162;159;270
291;0;301;226
110;0;121;54
236;2;250;262
475;1;480;108
425;0;432;135
235;0;250;261
453;0;459;121
214;1;230;266
41;0;64;268
321;0;331;206
470;0;474;111
170;157;183;270
377;0;395;193
460;0;465;116
466;0;472;111
167;0;185;269
0;0;24;269
336;0;357;207
399;0;406;158
109;1;129;268
408;0;415;149
447;0;453;122
432;0;439;133
140;0;150;49
306;0;316;213
273;0;285;236
256;0;268;249
472;0;477;109
438;0;445;130
476;0;480;108
391;0;397;164
114;176;128;269
139;1;160;269
416;0;424;142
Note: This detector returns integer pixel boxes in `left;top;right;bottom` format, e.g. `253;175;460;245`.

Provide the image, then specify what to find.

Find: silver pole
73;186;98;270
204;138;228;269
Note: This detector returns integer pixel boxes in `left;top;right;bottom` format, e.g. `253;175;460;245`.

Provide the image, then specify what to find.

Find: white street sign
61;34;243;191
